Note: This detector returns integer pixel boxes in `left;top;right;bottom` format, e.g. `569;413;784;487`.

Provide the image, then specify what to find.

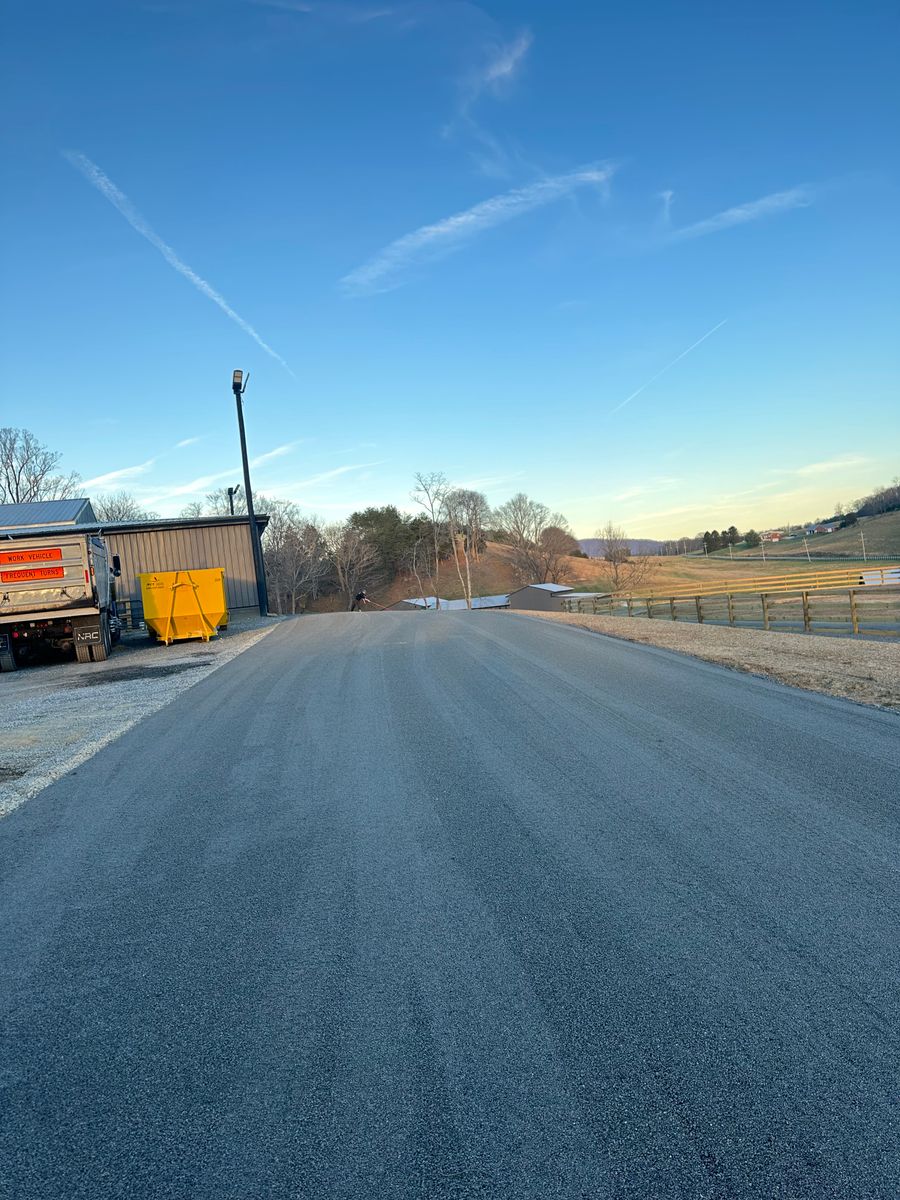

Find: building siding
106;522;259;623
507;586;574;611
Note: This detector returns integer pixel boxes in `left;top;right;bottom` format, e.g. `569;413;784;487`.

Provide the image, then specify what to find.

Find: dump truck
0;532;121;671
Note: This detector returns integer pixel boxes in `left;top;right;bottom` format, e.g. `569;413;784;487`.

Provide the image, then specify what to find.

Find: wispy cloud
175;437;201;449
668;187;814;242
476;29;532;95
289;462;384;489
342;162;616;295
63;151;294;376
658;189;674;226
82;458;157;491
142;468;240;507
455;471;526;491
613;477;681;503
793;456;869;477
610;319;727;415
450;29;534;177
249;441;302;468
252;1;396;22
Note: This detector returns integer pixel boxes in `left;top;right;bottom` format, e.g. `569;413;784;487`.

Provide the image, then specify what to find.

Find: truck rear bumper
0;606;103;625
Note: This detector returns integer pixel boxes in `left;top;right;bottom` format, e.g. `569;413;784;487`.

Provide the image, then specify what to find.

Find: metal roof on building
0;498;96;530
0;512;268;540
389;593;509;611
509;582;574;594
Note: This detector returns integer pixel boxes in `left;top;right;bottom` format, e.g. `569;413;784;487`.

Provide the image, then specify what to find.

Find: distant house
815;522;841;534
506;583;575;611
761;530;784;542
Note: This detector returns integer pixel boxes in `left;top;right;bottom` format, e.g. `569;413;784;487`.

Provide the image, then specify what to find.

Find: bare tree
595;521;656;593
263;503;330;613
0;427;81;504
324;522;379;609
408;535;429;604
492;493;574;583
412;472;448;609
205;486;247;516
443;489;472;608
452;488;490;561
537;525;580;584
399;531;436;605
93;491;160;522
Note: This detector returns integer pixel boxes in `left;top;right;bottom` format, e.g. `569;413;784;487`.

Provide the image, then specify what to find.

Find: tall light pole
232;370;269;616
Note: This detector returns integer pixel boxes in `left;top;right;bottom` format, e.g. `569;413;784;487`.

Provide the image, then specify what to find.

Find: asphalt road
1;612;898;1199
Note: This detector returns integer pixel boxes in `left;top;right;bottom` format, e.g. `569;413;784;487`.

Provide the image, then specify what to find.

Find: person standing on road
350;590;372;612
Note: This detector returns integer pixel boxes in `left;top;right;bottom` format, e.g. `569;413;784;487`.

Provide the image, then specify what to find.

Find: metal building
506;583;575;611
100;516;269;625
0;498;96;530
0;502;268;625
387;594;510;611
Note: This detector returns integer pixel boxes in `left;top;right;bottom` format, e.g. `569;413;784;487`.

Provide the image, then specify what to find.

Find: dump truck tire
75;641;93;664
90;614;111;662
0;646;17;672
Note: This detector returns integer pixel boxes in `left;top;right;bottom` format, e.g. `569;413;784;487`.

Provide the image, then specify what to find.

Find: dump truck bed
0;534;107;621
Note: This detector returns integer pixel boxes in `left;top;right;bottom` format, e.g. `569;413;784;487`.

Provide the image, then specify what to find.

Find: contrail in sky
609;318;727;415
341;162;616;295
63;151;294;377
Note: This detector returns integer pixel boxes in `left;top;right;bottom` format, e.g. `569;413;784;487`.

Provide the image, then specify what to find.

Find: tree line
8;426;896;608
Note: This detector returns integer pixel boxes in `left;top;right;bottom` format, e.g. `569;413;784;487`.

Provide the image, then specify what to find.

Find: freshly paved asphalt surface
1;613;898;1199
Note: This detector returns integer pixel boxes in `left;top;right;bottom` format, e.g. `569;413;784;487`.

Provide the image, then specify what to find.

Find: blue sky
3;0;898;537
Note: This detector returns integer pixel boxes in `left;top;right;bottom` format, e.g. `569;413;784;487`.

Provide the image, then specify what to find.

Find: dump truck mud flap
0;631;17;672
73;617;110;663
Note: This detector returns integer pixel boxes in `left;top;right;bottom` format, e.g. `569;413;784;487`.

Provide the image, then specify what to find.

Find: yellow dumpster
138;568;228;645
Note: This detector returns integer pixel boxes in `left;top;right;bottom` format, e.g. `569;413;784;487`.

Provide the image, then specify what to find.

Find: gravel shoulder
0;616;283;817
512;611;900;712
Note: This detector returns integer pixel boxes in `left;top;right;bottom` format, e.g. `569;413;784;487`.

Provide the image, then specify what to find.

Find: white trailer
0;532;121;671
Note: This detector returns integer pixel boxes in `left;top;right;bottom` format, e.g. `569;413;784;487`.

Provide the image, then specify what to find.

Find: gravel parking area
513;612;900;712
0;616;282;817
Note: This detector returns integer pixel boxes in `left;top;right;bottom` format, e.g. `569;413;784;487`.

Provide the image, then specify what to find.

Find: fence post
647;597;653;619
695;596;704;624
626;598;633;618
761;593;770;630
849;589;859;635
802;591;810;633
669;598;676;622
727;594;735;626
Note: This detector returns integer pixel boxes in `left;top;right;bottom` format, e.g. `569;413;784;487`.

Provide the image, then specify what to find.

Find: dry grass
379;544;873;606
515;611;900;713
310;540;881;612
726;510;900;559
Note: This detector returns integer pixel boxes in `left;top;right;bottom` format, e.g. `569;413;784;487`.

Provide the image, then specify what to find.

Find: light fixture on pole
227;484;242;516
231;369;269;616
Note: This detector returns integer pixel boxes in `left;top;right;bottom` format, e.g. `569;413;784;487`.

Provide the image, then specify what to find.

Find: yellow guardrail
629;564;899;600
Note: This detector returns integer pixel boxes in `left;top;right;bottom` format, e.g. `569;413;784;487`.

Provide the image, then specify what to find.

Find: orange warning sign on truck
0;566;66;583
0;547;63;566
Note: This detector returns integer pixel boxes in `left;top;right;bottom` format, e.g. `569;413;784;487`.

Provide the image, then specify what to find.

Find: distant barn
506;583;575;611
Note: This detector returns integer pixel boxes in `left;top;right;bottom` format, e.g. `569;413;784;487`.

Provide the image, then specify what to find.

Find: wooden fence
562;568;900;638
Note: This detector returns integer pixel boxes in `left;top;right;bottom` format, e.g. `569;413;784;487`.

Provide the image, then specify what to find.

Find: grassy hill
361;542;880;608
722;510;900;559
